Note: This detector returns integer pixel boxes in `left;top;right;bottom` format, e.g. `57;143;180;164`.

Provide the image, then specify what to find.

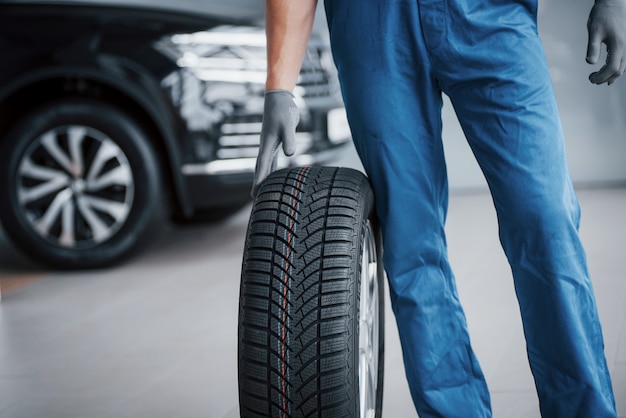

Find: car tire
238;166;385;417
0;98;164;268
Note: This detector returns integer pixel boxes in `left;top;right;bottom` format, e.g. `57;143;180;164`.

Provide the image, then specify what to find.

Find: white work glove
251;90;300;197
587;0;626;85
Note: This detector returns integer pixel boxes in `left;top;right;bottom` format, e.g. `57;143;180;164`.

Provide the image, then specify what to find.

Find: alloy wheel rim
16;125;134;249
359;219;380;418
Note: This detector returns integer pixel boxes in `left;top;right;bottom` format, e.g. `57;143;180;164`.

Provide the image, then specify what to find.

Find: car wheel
0;98;163;268
238;166;385;417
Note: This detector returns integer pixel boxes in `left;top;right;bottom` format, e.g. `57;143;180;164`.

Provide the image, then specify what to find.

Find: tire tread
239;166;375;417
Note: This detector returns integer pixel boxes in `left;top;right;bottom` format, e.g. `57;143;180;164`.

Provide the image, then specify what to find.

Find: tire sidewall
0;98;163;268
353;176;385;418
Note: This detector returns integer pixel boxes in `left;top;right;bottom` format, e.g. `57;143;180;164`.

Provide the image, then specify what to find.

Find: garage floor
1;186;625;418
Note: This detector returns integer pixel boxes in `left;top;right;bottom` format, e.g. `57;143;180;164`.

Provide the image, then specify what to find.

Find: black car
0;1;350;268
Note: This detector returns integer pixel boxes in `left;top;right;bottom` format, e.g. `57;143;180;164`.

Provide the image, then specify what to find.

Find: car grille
217;114;263;159
156;25;339;172
298;47;337;98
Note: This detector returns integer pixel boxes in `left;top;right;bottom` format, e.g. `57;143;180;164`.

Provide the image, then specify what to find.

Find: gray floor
1;185;625;417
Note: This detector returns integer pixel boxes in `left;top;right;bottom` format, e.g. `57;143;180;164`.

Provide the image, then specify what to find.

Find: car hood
0;0;265;23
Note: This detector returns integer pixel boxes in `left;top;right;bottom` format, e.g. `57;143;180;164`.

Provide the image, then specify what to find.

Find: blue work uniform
323;0;617;416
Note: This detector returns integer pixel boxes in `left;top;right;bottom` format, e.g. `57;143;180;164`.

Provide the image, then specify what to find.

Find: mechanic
253;0;625;416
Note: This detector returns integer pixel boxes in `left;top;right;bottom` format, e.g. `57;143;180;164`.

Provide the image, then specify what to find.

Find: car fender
0;61;195;218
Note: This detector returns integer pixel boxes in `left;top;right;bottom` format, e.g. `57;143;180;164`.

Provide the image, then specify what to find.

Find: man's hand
587;0;626;85
251;90;300;197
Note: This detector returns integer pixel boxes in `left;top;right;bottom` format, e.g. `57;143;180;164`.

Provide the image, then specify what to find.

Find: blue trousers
324;0;617;416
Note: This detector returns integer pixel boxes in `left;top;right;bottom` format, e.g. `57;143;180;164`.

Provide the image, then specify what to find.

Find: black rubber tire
0;98;164;269
238;166;385;417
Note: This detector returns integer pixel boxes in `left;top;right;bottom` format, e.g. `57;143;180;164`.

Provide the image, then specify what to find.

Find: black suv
0;2;350;268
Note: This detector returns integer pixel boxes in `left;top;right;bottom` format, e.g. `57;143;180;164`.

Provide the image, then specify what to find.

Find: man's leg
439;1;617;415
324;1;491;416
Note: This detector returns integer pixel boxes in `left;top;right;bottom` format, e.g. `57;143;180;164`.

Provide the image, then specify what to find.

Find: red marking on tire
280;167;307;416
